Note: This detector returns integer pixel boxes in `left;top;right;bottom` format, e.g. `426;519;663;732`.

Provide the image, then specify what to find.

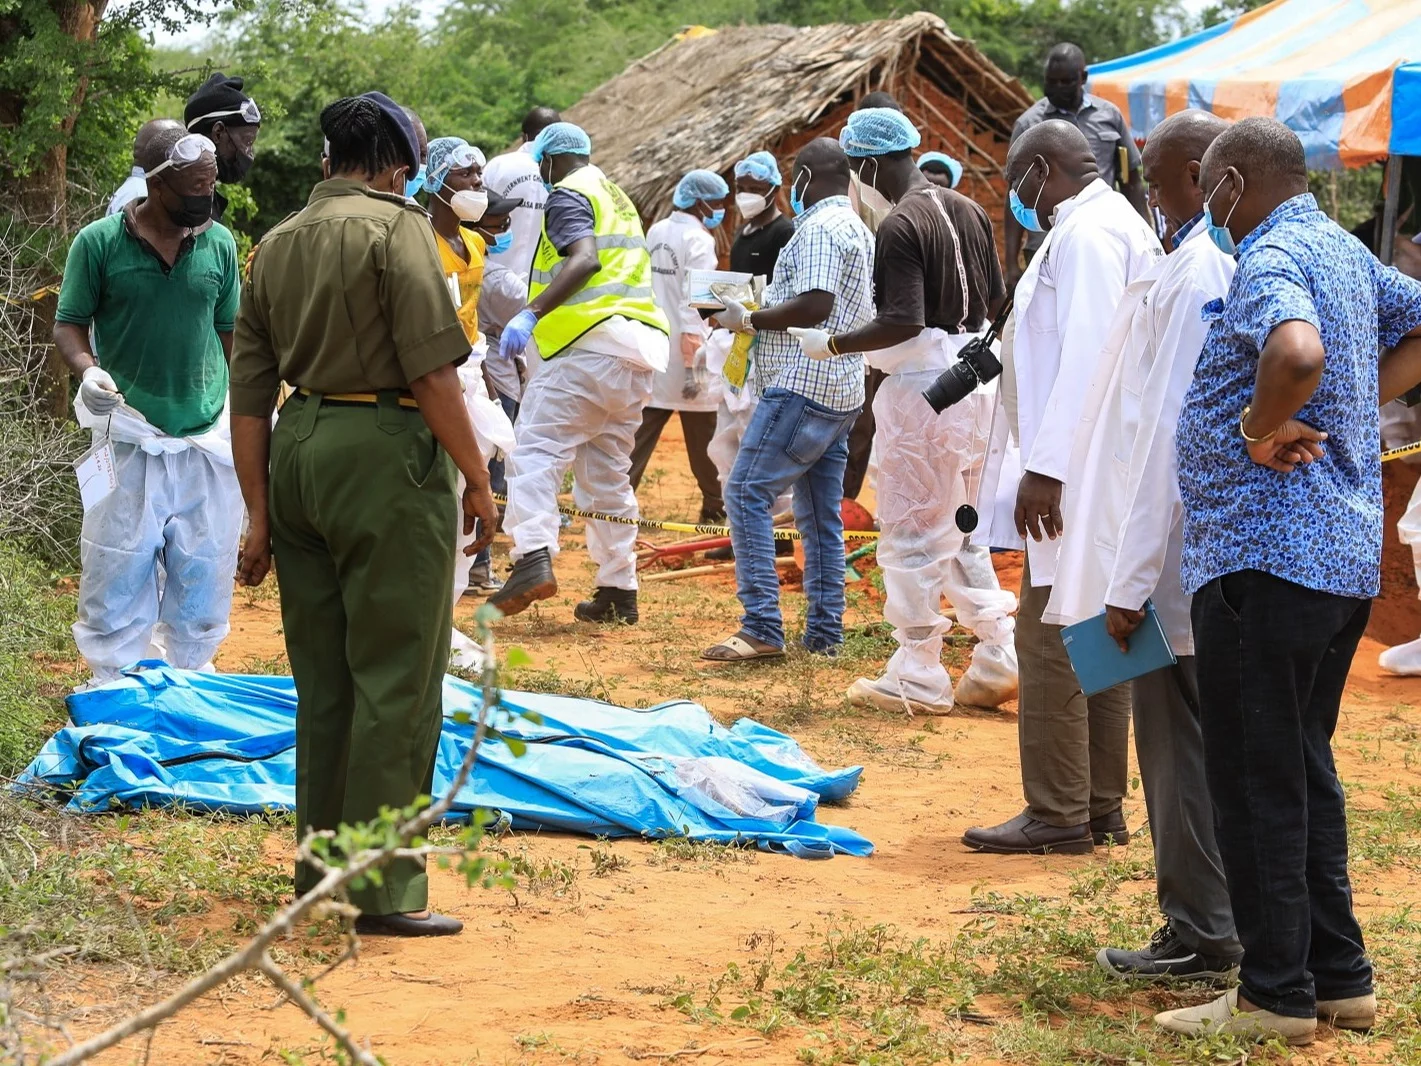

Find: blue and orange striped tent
1088;0;1421;169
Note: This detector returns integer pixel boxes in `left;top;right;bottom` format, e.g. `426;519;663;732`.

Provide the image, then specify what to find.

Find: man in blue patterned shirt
1158;118;1421;1045
703;138;874;661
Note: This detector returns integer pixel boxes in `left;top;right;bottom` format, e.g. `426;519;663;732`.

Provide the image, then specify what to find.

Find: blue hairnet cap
672;169;730;209
426;136;485;193
733;151;782;186
840;107;922;157
917;150;963;188
530;122;592;163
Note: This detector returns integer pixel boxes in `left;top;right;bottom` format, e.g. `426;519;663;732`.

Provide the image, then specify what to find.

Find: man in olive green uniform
230;92;496;937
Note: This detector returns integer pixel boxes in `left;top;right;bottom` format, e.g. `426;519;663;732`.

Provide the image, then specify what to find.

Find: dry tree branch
44;624;503;1066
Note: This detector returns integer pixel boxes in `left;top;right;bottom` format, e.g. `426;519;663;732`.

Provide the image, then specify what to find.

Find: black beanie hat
185;72;258;131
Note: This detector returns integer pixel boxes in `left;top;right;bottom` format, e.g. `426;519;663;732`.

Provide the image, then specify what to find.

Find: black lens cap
955;504;978;533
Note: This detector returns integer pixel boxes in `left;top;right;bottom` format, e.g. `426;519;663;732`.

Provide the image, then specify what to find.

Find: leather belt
296;387;419;409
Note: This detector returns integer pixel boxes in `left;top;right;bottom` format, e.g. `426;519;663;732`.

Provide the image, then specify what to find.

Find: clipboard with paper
709;280;759;391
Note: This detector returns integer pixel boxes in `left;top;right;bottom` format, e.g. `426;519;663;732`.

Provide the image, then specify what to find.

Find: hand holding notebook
1061;602;1177;696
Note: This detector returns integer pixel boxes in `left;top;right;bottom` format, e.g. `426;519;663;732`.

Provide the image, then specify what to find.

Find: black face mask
217;146;253;184
163;187;214;228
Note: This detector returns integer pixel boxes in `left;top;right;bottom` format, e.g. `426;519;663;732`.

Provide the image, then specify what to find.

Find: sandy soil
45;420;1421;1064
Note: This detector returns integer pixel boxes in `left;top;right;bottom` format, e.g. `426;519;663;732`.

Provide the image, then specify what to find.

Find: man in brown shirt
813;106;1020;716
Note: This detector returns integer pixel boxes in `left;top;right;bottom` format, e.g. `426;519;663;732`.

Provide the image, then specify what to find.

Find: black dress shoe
486;548;557;617
573;586;638;624
354;911;464;937
961;811;1094;855
1090;808;1131;846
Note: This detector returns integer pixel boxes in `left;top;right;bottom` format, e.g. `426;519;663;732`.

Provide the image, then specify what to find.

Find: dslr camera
921;297;1014;414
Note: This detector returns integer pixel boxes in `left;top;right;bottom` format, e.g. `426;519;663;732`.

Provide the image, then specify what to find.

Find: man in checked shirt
702;138;875;662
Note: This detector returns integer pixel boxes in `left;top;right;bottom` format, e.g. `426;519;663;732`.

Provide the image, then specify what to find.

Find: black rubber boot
573;586;639;624
486;548;557;617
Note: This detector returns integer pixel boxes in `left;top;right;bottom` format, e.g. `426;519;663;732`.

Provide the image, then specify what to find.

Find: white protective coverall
72;396;244;680
504;319;667;590
704;330;792;514
481;143;548;280
1385;478;1421;672
647;212;721;413
451;346;517;669
859;328;1019;711
1041;222;1235;649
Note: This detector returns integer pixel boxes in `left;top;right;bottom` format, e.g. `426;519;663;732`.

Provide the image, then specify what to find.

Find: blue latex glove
499;308;539;360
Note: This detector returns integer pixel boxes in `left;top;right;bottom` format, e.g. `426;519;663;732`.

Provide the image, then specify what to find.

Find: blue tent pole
1381;156;1402;266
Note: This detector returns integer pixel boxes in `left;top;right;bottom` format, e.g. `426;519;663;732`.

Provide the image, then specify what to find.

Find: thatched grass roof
564;12;1034;222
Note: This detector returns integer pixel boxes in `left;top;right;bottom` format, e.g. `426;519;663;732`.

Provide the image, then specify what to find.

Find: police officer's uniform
230;177;470;916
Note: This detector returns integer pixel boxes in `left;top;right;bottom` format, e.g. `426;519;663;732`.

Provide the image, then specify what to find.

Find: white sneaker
846;676;953;717
1317;992;1376;1030
1154;989;1316;1045
1379;636;1421;676
953;644;1018;709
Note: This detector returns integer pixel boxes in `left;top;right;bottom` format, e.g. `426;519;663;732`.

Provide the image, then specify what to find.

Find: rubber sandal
701;633;786;662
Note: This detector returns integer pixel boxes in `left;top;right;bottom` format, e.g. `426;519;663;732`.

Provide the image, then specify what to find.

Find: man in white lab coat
629;169;728;522
1043;112;1243;982
481;106;559;278
962;120;1162;855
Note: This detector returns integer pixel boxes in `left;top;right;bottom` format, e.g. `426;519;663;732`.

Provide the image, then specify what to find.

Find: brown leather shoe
1090;808;1131;846
961;811;1094;855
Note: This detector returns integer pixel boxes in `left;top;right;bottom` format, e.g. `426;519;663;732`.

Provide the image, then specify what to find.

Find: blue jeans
475;391;519;569
1193;569;1373;1017
725;387;858;652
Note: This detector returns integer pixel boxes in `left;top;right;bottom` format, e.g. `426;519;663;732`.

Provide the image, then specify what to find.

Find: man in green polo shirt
54;124;244;683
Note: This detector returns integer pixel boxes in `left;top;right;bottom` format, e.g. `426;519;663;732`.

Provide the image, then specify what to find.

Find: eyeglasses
186;98;262;130
144;133;217;178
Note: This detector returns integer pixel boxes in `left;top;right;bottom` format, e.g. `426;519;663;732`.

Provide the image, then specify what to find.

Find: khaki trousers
1015;554;1131;827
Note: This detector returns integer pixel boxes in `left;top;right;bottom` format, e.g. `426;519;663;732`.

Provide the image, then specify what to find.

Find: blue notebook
1060;603;1177;696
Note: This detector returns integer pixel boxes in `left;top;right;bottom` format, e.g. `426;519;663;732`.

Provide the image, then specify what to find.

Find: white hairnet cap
917;151;963;188
530;122;592;163
673;169;730;209
733;151;782;186
840;108;922;157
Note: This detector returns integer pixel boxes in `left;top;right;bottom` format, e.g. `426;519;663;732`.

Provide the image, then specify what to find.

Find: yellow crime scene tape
0;285;60;307
490;494;880;541
1383;440;1421;463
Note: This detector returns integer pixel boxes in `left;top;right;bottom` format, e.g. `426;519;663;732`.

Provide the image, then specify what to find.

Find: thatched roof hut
564;13;1033;248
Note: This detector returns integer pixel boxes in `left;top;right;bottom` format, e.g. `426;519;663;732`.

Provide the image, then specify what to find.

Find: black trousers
628;407;723;522
1192;569;1373;1017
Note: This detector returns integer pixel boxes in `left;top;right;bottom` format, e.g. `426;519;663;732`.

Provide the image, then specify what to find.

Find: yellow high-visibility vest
529;164;669;359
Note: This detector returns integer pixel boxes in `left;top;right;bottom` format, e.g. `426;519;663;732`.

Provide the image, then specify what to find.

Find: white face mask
854;162;892;217
448;188;488;222
735;191;769;219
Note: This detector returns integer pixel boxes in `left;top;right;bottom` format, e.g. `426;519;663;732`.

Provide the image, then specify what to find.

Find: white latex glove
79;365;123;413
787;326;833;360
712;297;754;334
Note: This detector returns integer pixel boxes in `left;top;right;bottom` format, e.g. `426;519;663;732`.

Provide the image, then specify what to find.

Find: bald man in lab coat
1042;111;1242;982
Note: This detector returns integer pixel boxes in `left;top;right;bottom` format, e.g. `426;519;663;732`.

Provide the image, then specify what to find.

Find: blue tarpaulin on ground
18;664;872;859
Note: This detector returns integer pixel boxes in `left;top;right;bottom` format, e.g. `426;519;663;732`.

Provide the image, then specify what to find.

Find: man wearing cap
917;152;963;191
491;121;670;625
55;125;243;683
804;107;1020;715
629;168;729;526
184;72;262;224
482;106;561;278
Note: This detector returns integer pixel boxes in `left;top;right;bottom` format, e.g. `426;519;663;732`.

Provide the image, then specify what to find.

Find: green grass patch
0;545;80;775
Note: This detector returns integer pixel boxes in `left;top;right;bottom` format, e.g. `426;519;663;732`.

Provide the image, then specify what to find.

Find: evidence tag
74;436;118;512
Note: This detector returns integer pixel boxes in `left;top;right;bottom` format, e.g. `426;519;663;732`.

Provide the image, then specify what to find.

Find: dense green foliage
168;0;1203;237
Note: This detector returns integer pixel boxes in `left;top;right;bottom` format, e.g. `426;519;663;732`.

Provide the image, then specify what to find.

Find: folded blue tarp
20;664;872;858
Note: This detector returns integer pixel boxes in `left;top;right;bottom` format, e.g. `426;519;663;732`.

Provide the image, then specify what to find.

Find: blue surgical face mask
1009;159;1047;233
789;166;811;216
484;231;513;255
405;164;427;199
702;207;725;230
1204;173;1242;257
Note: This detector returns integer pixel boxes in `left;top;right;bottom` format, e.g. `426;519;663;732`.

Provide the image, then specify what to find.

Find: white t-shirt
482;144;547;279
